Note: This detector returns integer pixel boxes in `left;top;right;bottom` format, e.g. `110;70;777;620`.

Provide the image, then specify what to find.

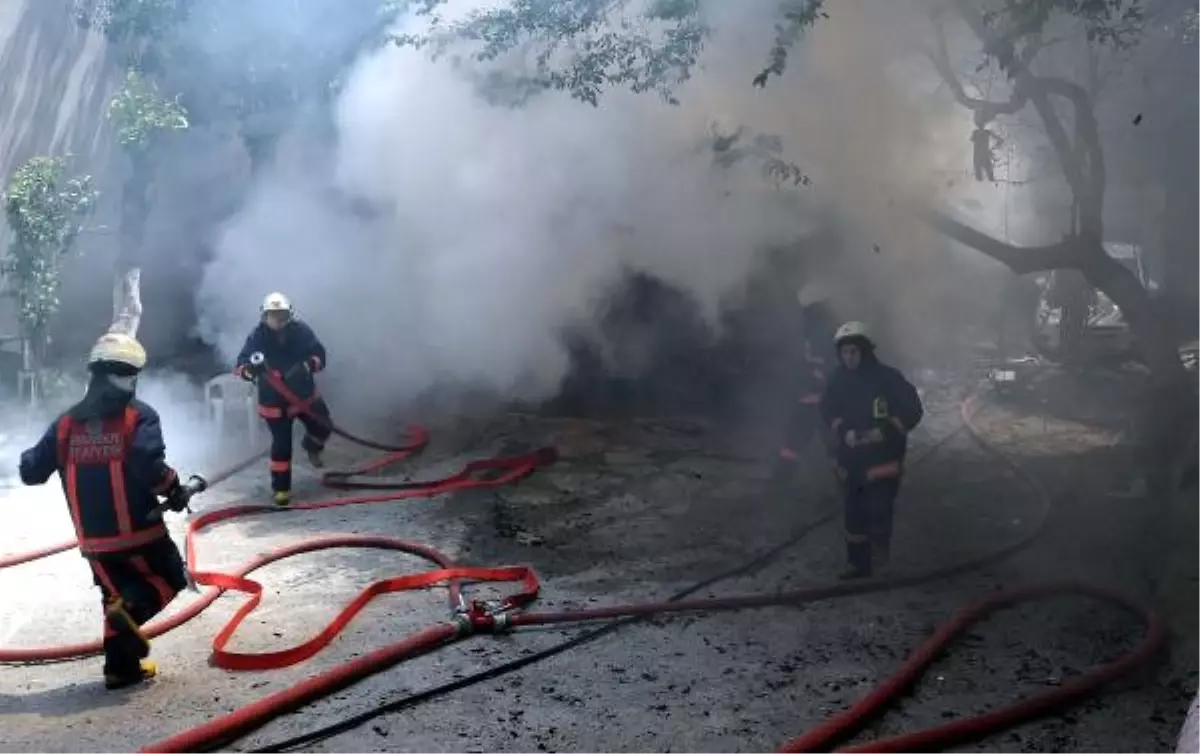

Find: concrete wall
0;0;128;367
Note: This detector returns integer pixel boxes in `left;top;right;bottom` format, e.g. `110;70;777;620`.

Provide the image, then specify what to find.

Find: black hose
249;421;966;753
248;509;837;752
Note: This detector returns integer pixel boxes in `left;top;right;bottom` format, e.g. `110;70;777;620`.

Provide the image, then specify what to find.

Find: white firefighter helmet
834;320;871;346
261;291;293;315
796;280;830;307
88;332;147;370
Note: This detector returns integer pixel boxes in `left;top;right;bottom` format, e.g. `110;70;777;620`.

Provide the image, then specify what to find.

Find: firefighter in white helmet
18;332;196;689
818;321;923;579
234;292;333;506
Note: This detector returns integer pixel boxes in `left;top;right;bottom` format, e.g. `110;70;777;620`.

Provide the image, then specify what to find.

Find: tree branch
1035;74;1107;238
951;0;1104;239
926;11;1028;120
924;208;1084;274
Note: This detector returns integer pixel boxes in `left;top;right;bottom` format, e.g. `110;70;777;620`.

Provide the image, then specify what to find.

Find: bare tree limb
1035;74;1107;237
924;208;1084;274
950;0;1105;240
926;12;1028;120
108;267;142;337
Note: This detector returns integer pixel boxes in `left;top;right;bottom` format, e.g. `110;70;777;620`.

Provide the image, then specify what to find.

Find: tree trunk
1078;244;1193;497
1079;246;1183;383
111;152;151;338
109;267;143;338
1055;271;1092;363
1162;133;1199;339
928;211;1185;381
20;327;48;405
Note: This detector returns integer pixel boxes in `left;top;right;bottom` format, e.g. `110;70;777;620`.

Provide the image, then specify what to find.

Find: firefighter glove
165;482;193;512
17;454;36;485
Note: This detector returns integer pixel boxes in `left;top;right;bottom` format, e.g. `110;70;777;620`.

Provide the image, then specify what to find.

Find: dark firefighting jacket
19;399;180;556
819;352;923;482
799;302;838;403
234;320;326;420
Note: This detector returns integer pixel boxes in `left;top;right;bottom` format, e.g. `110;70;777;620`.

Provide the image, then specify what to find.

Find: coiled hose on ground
0;380;1168;753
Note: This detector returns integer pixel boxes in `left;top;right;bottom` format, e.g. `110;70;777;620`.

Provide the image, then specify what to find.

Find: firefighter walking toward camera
819;321;923;579
18;333;198;690
234;292;332;507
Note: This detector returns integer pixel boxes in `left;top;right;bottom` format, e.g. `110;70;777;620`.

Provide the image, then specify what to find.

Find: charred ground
1;336;1194;753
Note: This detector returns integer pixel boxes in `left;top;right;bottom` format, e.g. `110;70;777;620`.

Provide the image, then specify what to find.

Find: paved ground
0;364;1195;752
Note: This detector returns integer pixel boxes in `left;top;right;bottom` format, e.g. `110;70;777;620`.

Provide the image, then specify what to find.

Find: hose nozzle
249;351;266;368
183;474;208;496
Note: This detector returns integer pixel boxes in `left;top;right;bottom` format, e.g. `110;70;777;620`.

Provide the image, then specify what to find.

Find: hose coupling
466;599;515;634
453;593;470;616
450;612;474;637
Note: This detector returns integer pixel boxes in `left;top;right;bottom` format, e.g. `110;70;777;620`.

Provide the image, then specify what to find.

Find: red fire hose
0;385;1167;753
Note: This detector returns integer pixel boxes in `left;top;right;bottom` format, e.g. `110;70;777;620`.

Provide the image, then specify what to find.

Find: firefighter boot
104;659;157;690
838;547;872;579
838;564;872;580
105;598;150;659
840;533;872;580
305;447;324;469
273;490;291;507
302;434;325;469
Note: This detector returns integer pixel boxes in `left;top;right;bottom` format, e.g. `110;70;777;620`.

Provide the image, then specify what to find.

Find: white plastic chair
204;373;260;446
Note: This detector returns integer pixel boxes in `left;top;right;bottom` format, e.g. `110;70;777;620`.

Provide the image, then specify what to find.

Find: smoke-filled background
191;0;1009;423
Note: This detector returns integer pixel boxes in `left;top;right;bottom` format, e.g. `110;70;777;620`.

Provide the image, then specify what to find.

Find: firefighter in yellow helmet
233;292;333;506
18;333;196;689
819;321;924;579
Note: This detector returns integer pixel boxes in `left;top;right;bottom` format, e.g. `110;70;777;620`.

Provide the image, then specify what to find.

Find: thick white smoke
196;2;811;419
194;0;997;420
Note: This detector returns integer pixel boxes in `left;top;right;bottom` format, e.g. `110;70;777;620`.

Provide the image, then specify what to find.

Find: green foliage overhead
107;69;190;151
395;0;1149;104
981;0;1145;47
75;0;192;67
2;156;99;335
83;0;403;138
77;0;191;44
711;127;811;187
394;0;718;105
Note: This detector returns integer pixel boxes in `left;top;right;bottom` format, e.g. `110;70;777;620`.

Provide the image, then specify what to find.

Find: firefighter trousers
842;476;901;574
87;537;188;676
266;397;333;493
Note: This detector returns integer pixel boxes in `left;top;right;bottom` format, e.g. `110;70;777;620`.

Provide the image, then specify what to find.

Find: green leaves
754;0;829;88
708;126;811;187
81;0;192;44
982;0;1146;50
76;0;193;68
393;0;711;106
107;68;190;151
2;156;99;334
397;0;1152;104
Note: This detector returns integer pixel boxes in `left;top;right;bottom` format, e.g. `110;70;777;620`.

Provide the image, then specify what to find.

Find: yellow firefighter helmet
88;332;147;370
